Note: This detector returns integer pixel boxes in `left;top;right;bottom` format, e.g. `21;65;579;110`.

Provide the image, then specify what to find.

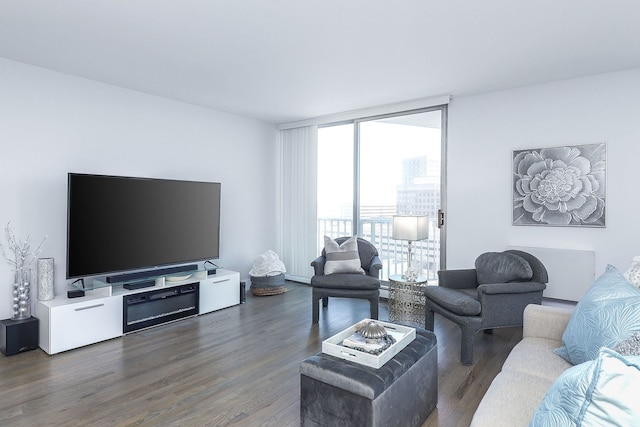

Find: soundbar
106;264;198;284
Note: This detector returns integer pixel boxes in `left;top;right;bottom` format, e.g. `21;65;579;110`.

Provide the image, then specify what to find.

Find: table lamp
392;215;429;281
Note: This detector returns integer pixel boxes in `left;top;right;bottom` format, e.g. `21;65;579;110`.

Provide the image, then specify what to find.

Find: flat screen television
66;173;221;280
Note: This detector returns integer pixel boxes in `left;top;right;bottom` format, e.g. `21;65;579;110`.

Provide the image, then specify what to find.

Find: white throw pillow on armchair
323;236;365;275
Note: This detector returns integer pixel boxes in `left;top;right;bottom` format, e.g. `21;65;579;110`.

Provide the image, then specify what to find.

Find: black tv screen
67;173;221;279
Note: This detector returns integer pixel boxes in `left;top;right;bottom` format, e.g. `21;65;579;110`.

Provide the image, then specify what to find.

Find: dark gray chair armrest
311;256;326;276
437;269;478;290
477;281;547;295
367;256;382;279
478;281;547;329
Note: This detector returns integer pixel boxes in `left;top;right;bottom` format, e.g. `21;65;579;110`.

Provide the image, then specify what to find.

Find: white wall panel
509;246;595;301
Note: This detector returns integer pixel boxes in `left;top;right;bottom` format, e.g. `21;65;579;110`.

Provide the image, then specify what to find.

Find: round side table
388;274;428;328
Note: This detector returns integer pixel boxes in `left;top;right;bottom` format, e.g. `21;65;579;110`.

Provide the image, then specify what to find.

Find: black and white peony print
513;143;606;227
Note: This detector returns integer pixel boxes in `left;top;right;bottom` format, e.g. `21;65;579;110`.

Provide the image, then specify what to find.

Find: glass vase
37;258;55;301
11;269;32;320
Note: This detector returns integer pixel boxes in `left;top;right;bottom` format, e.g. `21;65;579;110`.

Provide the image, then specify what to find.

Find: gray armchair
424;250;548;365
310;237;382;323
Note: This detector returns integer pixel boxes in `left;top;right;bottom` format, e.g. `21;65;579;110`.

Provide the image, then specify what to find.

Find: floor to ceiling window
317;107;446;281
316;122;354;242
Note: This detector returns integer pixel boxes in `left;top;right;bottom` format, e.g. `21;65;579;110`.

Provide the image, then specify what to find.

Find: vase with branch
0;223;47;319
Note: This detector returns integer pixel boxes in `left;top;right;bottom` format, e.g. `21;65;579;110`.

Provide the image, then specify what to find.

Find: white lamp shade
392;215;429;241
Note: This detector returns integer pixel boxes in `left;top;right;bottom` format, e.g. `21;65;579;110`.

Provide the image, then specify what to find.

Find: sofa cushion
470;306;576;427
523;305;573;342
530;348;640;427
470;371;554;427
554;264;640;365
323;236;364;275
501;337;572;383
310;272;379;290
475;252;533;284
423;286;481;316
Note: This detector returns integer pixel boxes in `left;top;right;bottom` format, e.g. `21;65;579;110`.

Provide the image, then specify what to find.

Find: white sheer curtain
277;125;318;282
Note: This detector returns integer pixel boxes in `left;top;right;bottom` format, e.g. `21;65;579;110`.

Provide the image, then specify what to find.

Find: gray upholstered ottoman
300;327;437;427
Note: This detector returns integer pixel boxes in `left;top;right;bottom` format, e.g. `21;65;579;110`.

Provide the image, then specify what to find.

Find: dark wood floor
0;282;521;427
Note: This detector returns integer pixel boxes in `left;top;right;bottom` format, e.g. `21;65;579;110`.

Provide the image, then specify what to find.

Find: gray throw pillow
323;236;364;275
475;251;533;284
624;256;640;289
614;331;640;356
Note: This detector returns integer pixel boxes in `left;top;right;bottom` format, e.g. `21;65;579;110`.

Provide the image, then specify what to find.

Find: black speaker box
67;289;85;298
0;316;39;356
240;280;246;303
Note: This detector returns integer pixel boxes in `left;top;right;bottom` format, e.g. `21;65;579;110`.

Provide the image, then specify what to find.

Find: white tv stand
35;269;240;355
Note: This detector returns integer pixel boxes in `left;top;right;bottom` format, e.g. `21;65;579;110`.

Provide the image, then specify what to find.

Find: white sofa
470;304;573;427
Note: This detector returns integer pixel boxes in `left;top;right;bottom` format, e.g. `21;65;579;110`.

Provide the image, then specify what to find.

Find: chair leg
322;297;328;308
425;307;435;331
369;297;379;320
312;296;320;323
460;327;475;366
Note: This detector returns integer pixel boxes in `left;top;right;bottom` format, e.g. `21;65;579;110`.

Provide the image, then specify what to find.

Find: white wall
0;58;278;319
447;68;640;285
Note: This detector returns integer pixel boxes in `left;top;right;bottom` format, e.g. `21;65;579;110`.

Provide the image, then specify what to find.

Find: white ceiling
2;1;640;124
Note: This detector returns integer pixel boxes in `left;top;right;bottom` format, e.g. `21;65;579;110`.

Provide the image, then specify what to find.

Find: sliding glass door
317;107;446;281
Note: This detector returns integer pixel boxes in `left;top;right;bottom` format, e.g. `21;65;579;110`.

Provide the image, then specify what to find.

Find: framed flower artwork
512;143;606;227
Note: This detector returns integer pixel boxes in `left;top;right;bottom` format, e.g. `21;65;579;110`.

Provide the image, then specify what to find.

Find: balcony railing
318;217;440;282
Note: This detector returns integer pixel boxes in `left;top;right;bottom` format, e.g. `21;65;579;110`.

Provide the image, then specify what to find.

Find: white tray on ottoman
322;319;416;369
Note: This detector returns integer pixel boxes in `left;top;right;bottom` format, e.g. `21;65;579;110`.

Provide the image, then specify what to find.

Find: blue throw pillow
554;265;640;365
529;348;640;427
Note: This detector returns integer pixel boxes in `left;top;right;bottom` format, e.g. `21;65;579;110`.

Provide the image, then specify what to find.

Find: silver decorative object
12;269;31;319
359;321;388;342
0;222;47;320
37;257;55;301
